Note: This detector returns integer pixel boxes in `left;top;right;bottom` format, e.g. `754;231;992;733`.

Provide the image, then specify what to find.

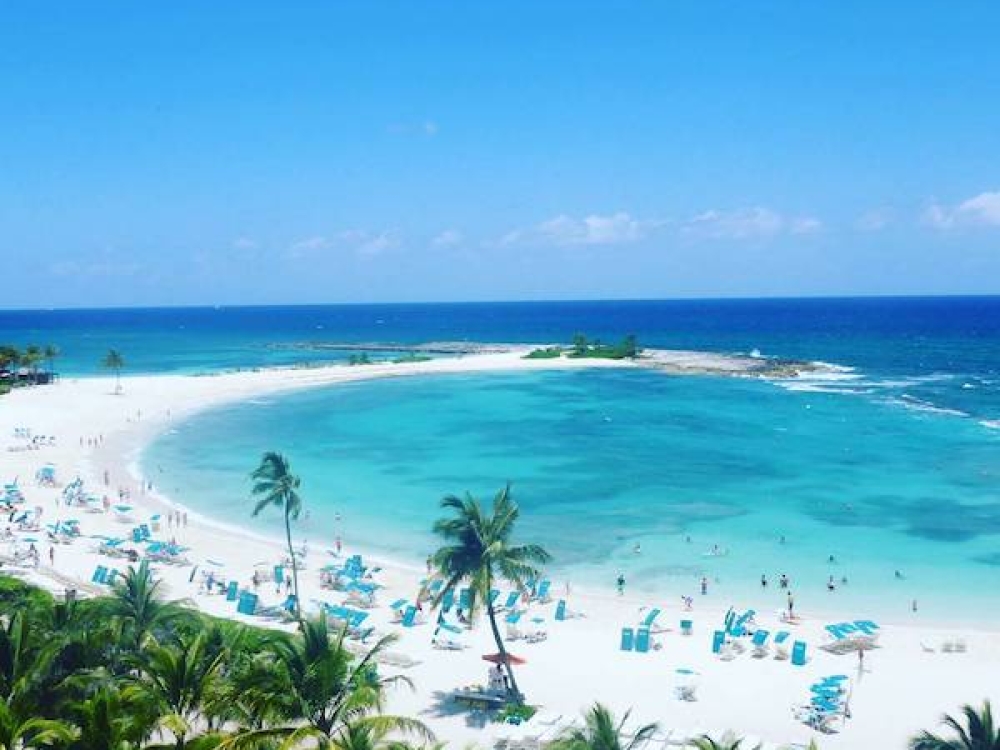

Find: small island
523;333;641;361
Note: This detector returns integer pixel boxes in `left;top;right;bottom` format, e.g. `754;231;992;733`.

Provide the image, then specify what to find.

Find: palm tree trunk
284;506;302;620
486;600;522;703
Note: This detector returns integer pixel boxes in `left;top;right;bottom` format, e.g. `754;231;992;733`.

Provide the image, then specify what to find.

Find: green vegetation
495;702;537;725
549;704;657;750
250;452;304;620
521;347;564;360
910;700;999;749
102;349;125;394
347;353;374;365
429;483;551;704
567;333;640;360
391;353;433;364
0;572;431;750
0;343;61;393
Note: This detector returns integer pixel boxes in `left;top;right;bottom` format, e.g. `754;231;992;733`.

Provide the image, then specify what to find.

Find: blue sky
2;2;999;307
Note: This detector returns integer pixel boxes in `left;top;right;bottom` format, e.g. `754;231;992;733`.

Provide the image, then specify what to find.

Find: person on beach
252;570;259;592
779;573;789;589
633;542;641;555
48;546;54;566
335;536;342;555
787;591;795;618
827;575;836;592
700;577;708;595
761;574;768;588
616;574;625;595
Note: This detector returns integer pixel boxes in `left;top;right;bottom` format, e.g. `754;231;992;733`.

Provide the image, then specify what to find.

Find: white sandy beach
2;349;997;749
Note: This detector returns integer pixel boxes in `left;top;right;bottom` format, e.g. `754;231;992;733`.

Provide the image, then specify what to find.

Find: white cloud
286;230;400;259
431;228;463;248
925;191;1000;229
683;207;821;239
855;208;894;232
502;212;660;247
232;236;259;250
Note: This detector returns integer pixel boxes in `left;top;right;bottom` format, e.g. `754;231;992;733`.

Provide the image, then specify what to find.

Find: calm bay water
5;298;1000;623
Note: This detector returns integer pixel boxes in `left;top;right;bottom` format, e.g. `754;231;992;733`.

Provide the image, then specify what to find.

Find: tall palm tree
219;614;429;749
250;452;304;619
910;701;1000;750
103;349;125;394
429;483;550;703
689;734;762;750
43;345;59;381
549;703;657;750
66;684;153;750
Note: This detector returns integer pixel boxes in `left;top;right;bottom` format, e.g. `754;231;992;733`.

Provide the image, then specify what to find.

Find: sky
1;1;999;308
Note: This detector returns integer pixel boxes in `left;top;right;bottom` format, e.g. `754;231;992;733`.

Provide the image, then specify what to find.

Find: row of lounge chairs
793;674;851;732
822;619;880;654
91;565;121;586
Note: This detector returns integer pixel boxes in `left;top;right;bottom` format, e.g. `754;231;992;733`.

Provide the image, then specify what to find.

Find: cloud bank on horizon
1;1;999;307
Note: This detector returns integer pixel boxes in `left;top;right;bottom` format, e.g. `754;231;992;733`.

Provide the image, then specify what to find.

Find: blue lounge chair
105;570;119;586
642;607;661;629
505;610;522;624
635;627;651;653
855;619;880;635
459;588;472;610
237;592;258;615
274;565;284;584
712;630;726;654
751;629;770;656
401;605;418;627
226;581;239;601
489;589;500;605
91;565;108;584
620;627;635;651
680;619;693;636
791;640;808;666
535;579;552;602
282;595;298;612
441;589;455;612
502;591;519;609
555;599;567;621
389;598;408;612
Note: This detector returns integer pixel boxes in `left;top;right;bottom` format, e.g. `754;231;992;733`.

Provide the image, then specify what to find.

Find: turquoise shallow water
145;367;1000;627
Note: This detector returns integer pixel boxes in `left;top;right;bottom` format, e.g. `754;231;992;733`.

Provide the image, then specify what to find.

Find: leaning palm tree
689;733;762;750
103;349;125;394
549;703;657;750
22;345;41;385
218;614;429;749
429;483;550;703
910;701;1000;750
250;452;304;619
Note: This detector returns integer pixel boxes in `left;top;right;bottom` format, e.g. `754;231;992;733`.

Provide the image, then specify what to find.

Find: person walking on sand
48;546;54;566
700;576;708;595
616;573;625;596
787;591;795;618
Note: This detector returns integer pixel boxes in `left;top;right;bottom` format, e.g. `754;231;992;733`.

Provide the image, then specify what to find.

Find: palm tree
104;561;185;653
43;345;59;381
130;633;227;750
689;734;762;750
429;483;550;703
219;614;429;749
250;452;304;619
103;349;125;394
0;701;76;750
910;701;1000;750
549;703;657;750
66;684;153;750
22;345;41;385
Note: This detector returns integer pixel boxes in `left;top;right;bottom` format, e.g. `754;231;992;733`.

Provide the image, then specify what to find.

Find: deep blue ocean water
4;298;1000;622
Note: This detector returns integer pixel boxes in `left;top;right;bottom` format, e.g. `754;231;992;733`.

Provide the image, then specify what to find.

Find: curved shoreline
5;348;1000;748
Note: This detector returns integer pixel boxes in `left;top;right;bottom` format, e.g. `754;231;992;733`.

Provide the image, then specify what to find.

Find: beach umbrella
482;653;526;666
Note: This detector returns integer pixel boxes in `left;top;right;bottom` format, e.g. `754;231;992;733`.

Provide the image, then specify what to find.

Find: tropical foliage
103;349;125;394
549;703;657;750
429;483;550;703
0;342;61;391
0;573;430;750
910;701;1000;750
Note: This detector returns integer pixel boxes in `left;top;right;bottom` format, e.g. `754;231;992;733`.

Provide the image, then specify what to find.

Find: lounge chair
535;579;552;603
505;610;523;641
225;581;239;601
773;630;791;660
711;630;726;654
401;605;420;628
500;591;520;611
237;592;259;615
791;640;808;666
91;565;108;584
641;607;661;630
751;629;770;658
620;627;635;652
635;627;651;653
680;619;693;636
554;599;567;621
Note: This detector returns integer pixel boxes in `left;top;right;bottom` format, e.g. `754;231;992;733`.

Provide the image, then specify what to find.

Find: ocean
4;297;1000;623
